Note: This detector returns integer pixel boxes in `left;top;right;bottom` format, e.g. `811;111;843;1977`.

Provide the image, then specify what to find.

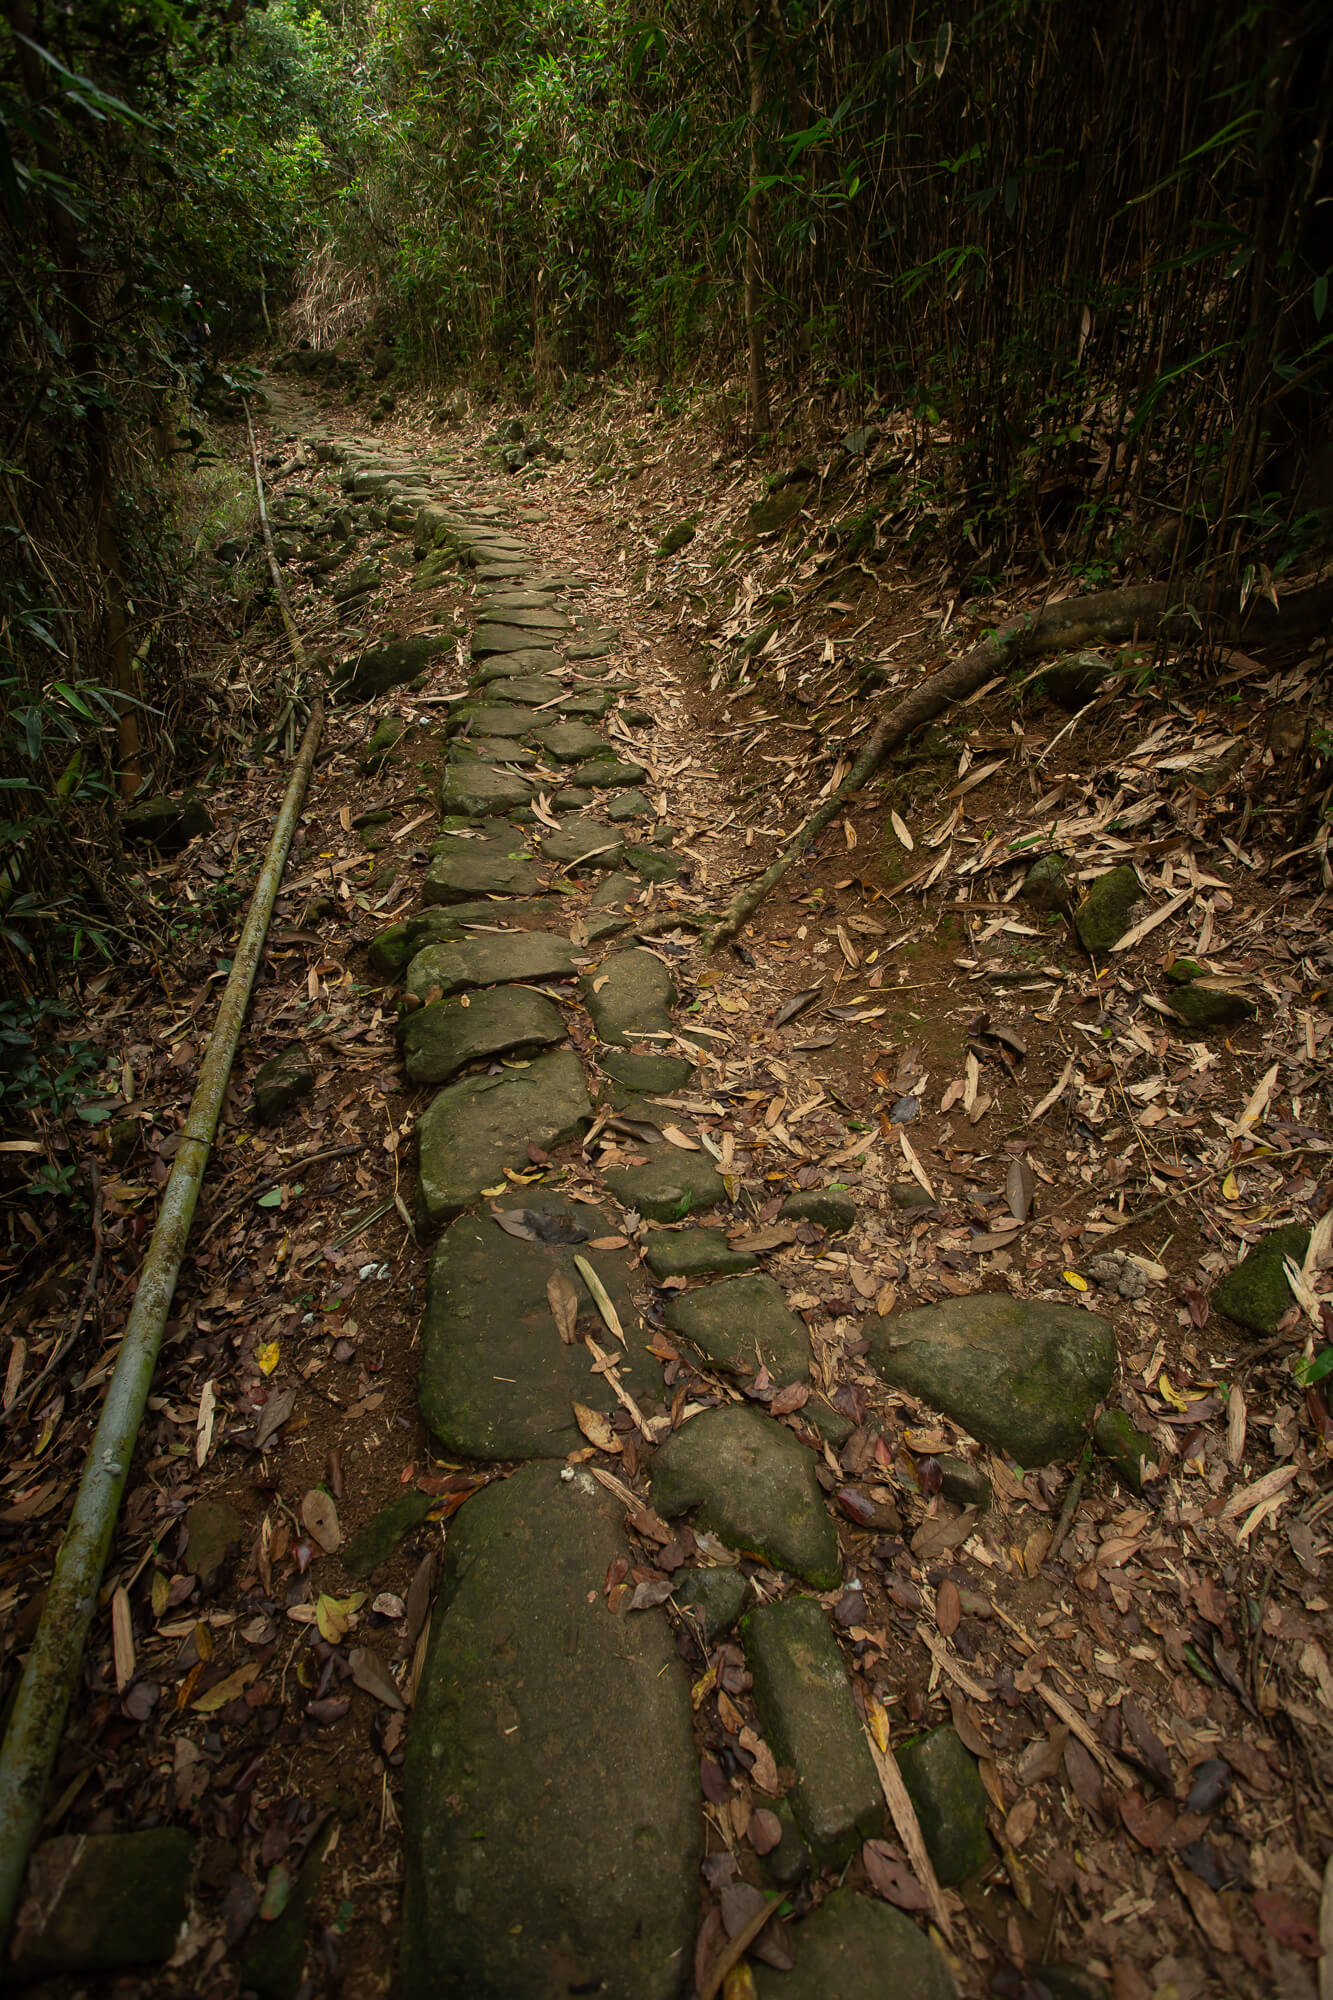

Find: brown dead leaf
738;1726;781;1795
935;1579;961;1637
547;1269;581;1343
301;1488;341;1553
348;1644;406;1710
573;1401;620;1452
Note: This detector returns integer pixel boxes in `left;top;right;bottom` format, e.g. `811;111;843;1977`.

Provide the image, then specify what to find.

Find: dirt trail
9;387;1332;2000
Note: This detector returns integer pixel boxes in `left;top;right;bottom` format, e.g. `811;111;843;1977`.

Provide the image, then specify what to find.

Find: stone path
295;431;1119;1998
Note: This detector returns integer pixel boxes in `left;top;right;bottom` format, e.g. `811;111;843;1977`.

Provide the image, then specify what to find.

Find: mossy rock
747;490;806;536
1074;864;1143;953
896;1725;990;1884
1211;1224;1309;1337
656;518;697;557
1023;853;1073;915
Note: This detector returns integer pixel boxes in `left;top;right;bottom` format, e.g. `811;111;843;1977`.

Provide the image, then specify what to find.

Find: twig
863;1725;954;1941
197;1143;363;1244
1;1166;104;1428
1046;1442;1092;1566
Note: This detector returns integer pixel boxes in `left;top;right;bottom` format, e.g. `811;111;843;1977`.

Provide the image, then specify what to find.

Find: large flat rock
742;1599;881;1865
604;1150;724;1222
580;946;676;1044
532;720;609;762
541;818;625;872
401;1463;699;2000
865;1292;1115;1466
440;760;531;816
471;651;565;682
420;1195;660;1457
472;621;556;656
403;985;567;1084
652;1404;839;1586
447;702;535;738
405;931;581;1001
417;1051;592;1223
753;1890;956;1999
423;840;543;904
666;1273;810;1386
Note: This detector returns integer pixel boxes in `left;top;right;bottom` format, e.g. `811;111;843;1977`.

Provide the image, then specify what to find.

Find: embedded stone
605;788;656;821
653;1405;839;1588
447;702;534;737
1211;1223;1309;1337
604;1152;724;1222
741;1600;881;1863
470;652;565;683
335;633;448;700
472;673;565;705
600;1051;693;1094
183;1497;246;1589
532;721;609;763
665;1273;810;1387
1074;864;1143;952
401;1463;699;2000
571;757;648;789
420;1196;657;1458
440;760;532;816
453;736;536;765
13;1830;195;1976
343;1490;435;1579
405;931;580;1001
121;793;212;851
780;1188;856;1233
403;985;567;1084
752;1890;956;2000
671;1566;749;1639
423;842;542;905
472;622;557;656
643;1228;756;1281
896;1725;990;1884
540;819;625;871
580;947;675;1045
623;844;683;882
865;1293;1115;1466
252;1042;314;1123
416;1052;592;1224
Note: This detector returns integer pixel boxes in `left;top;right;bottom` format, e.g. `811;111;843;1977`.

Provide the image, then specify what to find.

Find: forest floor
2;372;1332;2000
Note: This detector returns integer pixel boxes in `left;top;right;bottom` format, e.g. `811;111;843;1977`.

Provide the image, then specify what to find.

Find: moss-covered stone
1168;980;1257;1030
938;1454;993;1512
643;1227;756;1280
252;1043;314;1123
539;818;625;871
656;518;697;557
1093;1408;1157;1492
440;759;532;817
1022;853;1074;915
665;1272;809;1387
416;1051;592;1225
343;1490;436;1578
403;985;567;1084
741;1601;881;1864
654;1405;839;1586
780;1187;856;1233
605;788;656;822
1041;650;1109;710
896;1724;990;1884
752;1889;956;2000
1211;1224;1309;1336
671;1565;749;1638
604;1151;725;1221
239;1820;336;2000
405;930;580;1001
747;490;806;536
865;1292;1114;1466
1074;864;1143;952
423;839;542;904
623;844;683;883
600;1051;693;1094
401;1464;699;1998
14;1829;195;1975
580;947;676;1045
122;793;212;851
335;633;448;700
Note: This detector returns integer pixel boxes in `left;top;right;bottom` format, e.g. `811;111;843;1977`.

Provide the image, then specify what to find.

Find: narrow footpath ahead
282;418;1118;2000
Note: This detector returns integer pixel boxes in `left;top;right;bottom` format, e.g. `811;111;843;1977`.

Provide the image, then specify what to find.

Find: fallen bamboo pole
0;418;324;1951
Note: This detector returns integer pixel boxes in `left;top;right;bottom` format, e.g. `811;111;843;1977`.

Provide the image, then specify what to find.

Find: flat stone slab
601;1051;694;1093
417;1051;592;1224
896;1725;990;1885
472;622;558;657
471;651;565;682
406;931;581;1001
665;1273;810;1386
604;1151;724;1222
441;761;531;817
473;606;568;633
652;1404;838;1587
403;985;567;1084
590;871;642;910
580;947;676;1045
479;591;560;612
780;1188;857;1234
644;1227;755;1281
865;1292;1115;1466
606;788;656;821
454;736;536;765
533;721;610;762
402;1463;699;2000
741;1599;881;1864
554;688;616;719
14;1829;195;1977
541;819;625;871
571;757;648;789
421;1195;657;1458
753;1890;956;2000
475;673;565;705
448;702;534;737
423;843;543;905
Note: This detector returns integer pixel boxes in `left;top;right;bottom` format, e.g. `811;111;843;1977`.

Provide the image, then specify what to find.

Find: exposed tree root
706;576;1333;952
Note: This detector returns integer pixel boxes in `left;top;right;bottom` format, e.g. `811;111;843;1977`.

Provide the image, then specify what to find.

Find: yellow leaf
866;1693;892;1754
1158;1372;1188;1412
151;1569;170;1620
256;1340;280;1377
316;1591;365;1644
1221;1169;1239;1201
1063;1270;1089;1292
192;1661;259;1713
723;1965;758;2000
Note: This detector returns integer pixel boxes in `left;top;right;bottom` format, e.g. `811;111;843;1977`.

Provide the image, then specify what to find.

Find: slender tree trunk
744;8;769;436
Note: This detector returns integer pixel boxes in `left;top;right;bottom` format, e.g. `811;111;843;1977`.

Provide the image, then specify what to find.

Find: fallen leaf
773;986;822;1028
862;1839;931;1911
573;1401;620;1452
316;1591;365;1644
935;1579;961;1637
546;1269;581;1343
253;1386;296;1452
349;1645;406;1709
748;1809;782;1856
301;1489;341;1553
256;1340;280;1377
192;1662;260;1714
